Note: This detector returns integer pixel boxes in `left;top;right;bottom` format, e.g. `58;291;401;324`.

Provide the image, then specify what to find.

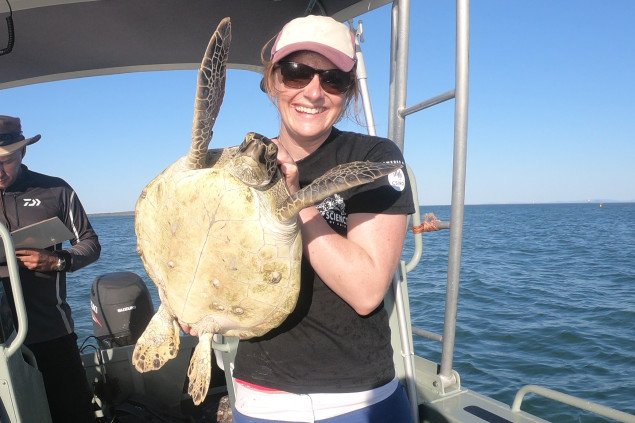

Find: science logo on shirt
316;194;347;229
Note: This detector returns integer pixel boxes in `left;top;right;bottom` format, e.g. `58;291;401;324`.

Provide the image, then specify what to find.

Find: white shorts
233;378;400;422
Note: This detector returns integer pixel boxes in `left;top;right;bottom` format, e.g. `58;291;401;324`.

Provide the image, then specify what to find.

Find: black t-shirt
233;128;415;393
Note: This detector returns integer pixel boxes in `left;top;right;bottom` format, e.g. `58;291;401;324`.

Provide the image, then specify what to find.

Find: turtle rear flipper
277;161;403;220
132;304;181;372
187;332;213;405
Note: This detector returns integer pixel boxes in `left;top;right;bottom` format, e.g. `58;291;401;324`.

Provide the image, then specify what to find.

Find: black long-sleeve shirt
1;165;100;344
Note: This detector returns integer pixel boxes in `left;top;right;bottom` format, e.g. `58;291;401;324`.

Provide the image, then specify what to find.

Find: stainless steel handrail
401;90;456;118
387;0;410;152
512;385;635;423
352;19;377;137
357;0;470;418
384;0;470;390
439;0;470;388
0;222;28;358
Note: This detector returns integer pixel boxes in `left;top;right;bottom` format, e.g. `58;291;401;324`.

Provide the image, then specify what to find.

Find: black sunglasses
275;61;354;94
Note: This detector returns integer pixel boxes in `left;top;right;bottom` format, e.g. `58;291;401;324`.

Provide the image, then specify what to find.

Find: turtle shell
135;151;301;339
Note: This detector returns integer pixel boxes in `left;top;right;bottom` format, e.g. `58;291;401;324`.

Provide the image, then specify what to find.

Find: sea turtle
132;17;403;405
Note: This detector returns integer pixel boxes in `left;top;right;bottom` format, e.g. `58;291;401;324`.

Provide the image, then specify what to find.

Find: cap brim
0;134;41;156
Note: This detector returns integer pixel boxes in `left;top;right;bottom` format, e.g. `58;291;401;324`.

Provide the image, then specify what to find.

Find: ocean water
66;203;635;422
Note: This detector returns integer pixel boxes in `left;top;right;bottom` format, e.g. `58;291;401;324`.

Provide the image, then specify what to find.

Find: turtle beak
231;133;278;187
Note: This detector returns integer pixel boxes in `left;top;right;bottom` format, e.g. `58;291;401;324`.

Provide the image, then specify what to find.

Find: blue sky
1;1;633;214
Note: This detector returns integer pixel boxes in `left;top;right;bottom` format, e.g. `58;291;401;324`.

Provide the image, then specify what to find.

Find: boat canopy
0;0;390;89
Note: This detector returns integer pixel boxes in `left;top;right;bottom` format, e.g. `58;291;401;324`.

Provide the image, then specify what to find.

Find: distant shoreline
89;211;134;217
88;201;634;216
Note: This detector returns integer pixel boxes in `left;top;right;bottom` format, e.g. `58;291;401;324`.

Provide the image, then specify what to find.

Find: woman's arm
299;207;406;315
273;138;408;315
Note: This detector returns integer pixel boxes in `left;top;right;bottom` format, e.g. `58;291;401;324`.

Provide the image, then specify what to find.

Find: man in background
0;115;101;422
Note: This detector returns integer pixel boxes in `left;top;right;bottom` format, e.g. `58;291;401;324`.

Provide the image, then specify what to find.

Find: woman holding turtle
230;15;415;423
182;14;414;422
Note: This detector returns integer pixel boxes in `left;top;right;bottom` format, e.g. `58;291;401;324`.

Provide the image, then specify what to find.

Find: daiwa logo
23;198;41;206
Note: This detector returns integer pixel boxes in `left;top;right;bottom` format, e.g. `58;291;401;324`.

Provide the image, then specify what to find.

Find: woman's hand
179;321;198;336
271;138;300;194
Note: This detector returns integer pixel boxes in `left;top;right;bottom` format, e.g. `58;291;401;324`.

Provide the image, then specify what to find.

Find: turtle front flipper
132;304;181;372
188;17;232;170
277;161;403;220
187;332;213;405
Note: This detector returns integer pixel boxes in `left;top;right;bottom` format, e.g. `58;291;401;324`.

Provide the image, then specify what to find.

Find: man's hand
15;248;59;272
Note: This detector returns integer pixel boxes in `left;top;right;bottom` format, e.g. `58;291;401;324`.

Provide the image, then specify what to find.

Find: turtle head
229;132;278;187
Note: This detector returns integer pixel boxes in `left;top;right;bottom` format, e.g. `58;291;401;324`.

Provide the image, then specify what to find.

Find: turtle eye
267;142;278;156
237;138;251;152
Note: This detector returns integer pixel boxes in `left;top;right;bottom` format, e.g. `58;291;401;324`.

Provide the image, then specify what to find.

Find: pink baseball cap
270;15;356;72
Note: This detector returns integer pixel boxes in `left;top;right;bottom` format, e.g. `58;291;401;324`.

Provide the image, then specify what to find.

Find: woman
230;15;416;423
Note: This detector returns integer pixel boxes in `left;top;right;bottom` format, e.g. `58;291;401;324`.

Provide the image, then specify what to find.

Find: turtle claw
132;305;180;372
187;332;213;405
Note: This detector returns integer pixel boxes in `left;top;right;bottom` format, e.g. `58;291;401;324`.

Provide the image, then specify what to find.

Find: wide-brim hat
270;15;356;72
0;115;41;156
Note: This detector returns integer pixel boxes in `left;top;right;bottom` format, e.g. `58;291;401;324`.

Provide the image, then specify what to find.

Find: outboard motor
90;271;154;349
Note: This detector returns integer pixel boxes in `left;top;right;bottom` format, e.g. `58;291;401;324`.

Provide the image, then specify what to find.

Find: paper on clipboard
0;217;74;261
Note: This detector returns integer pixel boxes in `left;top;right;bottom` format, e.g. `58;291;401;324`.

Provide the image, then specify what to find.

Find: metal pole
352;20;377;137
387;0;410;152
439;0;470;387
0;223;28;358
513;385;635;423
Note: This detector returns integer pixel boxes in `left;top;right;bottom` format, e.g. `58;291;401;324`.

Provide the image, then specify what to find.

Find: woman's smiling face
274;51;347;145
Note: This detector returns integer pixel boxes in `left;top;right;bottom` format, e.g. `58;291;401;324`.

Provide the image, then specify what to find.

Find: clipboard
0;217;74;261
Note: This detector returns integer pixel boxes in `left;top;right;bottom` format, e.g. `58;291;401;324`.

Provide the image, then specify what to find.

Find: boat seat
82;335;196;412
212;334;239;405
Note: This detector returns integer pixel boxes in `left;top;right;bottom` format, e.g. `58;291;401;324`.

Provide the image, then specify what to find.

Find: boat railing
0;222;53;422
512;385;635;423
375;0;470;392
0;223;28;358
353;1;469;421
368;3;635;423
